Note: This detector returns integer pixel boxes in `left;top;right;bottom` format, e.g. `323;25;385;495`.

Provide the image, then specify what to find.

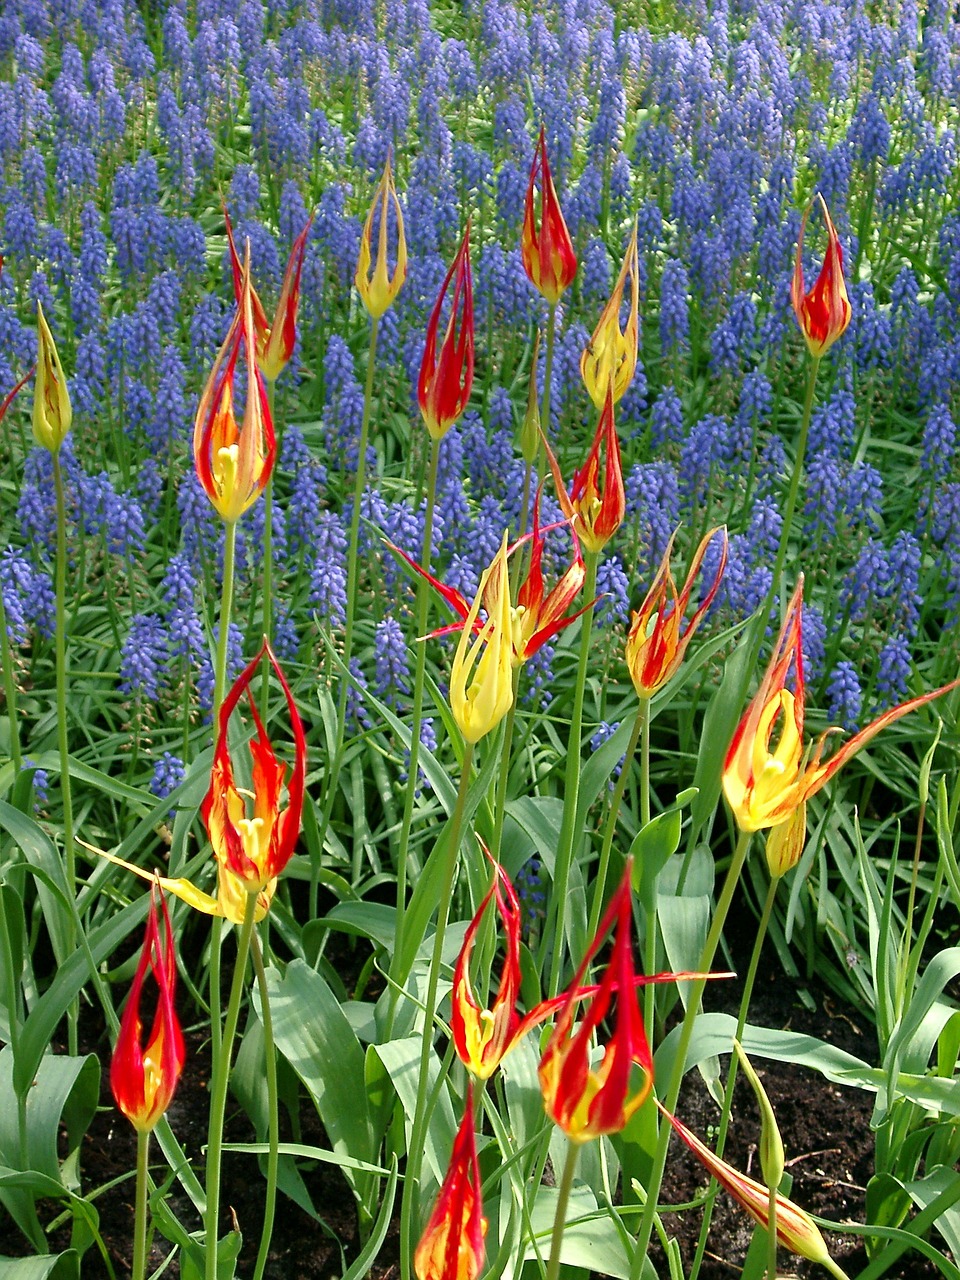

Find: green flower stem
209;917;223;1075
316;316;380;895
392;438;441;976
249;929;279;1280
399;740;475;1280
587;698;645;942
205;890;258;1280
631;828;753;1275
0;588;21;778
536;304;558;492
767;1183;778;1280
52;451;78;1056
132;1129;150;1280
213;520;238;721
259;378;278;725
761;355;820;637
544;1140;580;1280
548;551;599;997
490;667;522;862
688;873;778;1280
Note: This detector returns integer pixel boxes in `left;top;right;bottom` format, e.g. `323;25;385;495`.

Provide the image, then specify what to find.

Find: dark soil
5;919;952;1279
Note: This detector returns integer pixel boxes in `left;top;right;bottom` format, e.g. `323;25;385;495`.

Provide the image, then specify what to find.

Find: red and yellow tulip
723;578;958;871
449;534;514;743
414;1087;487;1280
418;223;474;441
33;301;72;454
193;245;275;523
625;527;727;700
110;886;185;1133
355;151;407;317
791;194;852;358
545;386;625;555
581;222;640;408
521;126;577;304
224;205;313;384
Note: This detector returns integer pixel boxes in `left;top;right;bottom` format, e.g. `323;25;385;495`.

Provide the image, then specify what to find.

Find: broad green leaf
0;1254;79;1280
524;1183;656;1279
0;882;26;1042
632;808;684;912
0;802;71;968
374;1036;457;1187
0;1048;98;1185
341;1156;399;1280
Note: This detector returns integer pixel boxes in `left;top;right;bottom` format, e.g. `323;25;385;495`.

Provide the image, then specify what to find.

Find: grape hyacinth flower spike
193;243;275;523
418;222;474;441
522;125;577;304
224;204;313;384
355;150;407;317
791;194;852;358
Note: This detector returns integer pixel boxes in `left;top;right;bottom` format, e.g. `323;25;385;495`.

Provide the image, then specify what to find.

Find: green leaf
341;1157;399;1280
0;1255;79;1280
0;1048;99;1184
631;808;683;912
374;1036;457;1187
866;1173;912;1255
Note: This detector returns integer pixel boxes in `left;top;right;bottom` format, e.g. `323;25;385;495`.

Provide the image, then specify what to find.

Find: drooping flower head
545;386;625;555
355;150;407;318
522;126;577;304
722;577;958;869
224;205;313;384
202;638;307;897
581;222;640;408
657;1103;850;1279
791;194;852;358
418;222;474;441
110;885;185;1133
33;301;72;453
193;244;275;523
625;527;727;699
414;1087;487;1280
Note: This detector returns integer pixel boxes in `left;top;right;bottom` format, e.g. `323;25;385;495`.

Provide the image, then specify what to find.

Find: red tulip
418;224;474;440
522;126;577;304
791;194;852;358
414;1088;487;1280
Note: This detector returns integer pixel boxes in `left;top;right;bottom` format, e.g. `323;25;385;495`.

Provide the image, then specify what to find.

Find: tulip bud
449;534;514;743
32;302;72;453
414;1089;487;1280
581;222;639;409
733;1040;785;1192
522;126;577;304
418;223;474;440
791;194;852;358
355;151;407;318
110;887;185;1133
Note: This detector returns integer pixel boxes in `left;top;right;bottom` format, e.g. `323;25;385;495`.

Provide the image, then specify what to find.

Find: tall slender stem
399;741;475;1280
0;587;21;777
213;521;238;721
259;379;278;724
545;1141;580;1280
52;452;77;1055
689;874;778;1280
392;439;441;973
587;699;644;941
205;892;257;1280
548;552;599;996
250;930;279;1280
132;1129;150;1280
491;668;522;862
631;829;753;1274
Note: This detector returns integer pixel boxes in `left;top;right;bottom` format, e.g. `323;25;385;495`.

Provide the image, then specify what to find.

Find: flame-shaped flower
387;488;587;666
449;534;514;742
110;886;185;1133
193;246;275;523
581;223;640;408
225;206;313;384
97;642;304;923
418;223;474;440
522;126;577;304
355;151;407;317
657;1103;850;1278
545;387;625;555
203;639;307;895
625;527;727;699
791;194;852;358
33;301;72;453
414;1087;487;1280
723;578;958;863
